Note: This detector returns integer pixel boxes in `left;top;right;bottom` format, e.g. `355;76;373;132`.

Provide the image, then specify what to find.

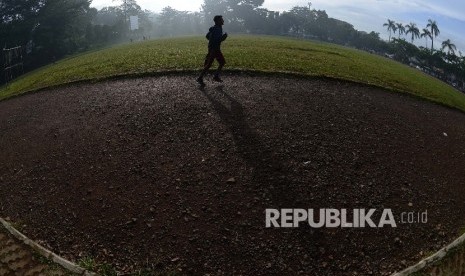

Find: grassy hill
1;35;465;112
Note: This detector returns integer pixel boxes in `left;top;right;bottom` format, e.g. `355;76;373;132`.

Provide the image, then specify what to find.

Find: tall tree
396;23;405;39
35;0;94;51
391;24;398;39
405;22;420;43
383;19;395;42
0;0;43;48
441;39;457;55
202;0;264;32
426;19;439;51
420;28;431;48
0;0;97;76
0;0;42;24
284;6;315;36
112;0;141;21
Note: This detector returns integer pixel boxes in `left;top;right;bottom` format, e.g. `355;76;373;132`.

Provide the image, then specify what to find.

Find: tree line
383;18;463;89
384;19;443;52
1;0;464;89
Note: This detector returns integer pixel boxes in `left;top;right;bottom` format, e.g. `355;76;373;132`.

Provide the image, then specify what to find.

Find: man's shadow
199;85;322;258
200;85;292;203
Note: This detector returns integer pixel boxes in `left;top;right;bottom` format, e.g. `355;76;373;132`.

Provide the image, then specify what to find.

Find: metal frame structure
3;46;24;84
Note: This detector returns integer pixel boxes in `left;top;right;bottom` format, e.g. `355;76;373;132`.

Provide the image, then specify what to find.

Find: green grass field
1;35;465;112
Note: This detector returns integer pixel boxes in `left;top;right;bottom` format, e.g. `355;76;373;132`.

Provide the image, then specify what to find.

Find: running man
197;15;228;86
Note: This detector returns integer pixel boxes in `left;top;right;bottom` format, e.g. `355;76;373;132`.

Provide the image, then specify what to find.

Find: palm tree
441;39;457;55
420;28;431;48
392;24;398;39
383;19;396;42
426;19;440;51
396;23;405;39
405;22;420;43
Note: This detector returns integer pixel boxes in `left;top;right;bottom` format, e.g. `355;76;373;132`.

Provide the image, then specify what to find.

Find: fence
3;46;24;84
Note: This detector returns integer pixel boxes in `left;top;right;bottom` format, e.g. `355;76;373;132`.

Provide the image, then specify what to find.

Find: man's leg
199;52;214;80
213;51;226;82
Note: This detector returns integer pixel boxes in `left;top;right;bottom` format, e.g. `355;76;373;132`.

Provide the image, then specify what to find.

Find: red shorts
204;49;226;69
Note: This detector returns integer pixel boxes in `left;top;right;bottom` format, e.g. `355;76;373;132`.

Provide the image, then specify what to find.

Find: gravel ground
1;74;465;275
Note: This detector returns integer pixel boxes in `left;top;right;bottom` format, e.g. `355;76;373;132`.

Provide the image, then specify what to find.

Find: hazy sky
90;0;465;53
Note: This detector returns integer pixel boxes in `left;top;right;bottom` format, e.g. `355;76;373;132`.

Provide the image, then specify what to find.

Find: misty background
1;0;464;88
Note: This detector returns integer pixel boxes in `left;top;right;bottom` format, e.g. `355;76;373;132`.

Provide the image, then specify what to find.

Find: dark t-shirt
207;25;224;50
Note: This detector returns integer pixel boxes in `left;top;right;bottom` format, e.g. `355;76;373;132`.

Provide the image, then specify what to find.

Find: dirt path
1;74;465;275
